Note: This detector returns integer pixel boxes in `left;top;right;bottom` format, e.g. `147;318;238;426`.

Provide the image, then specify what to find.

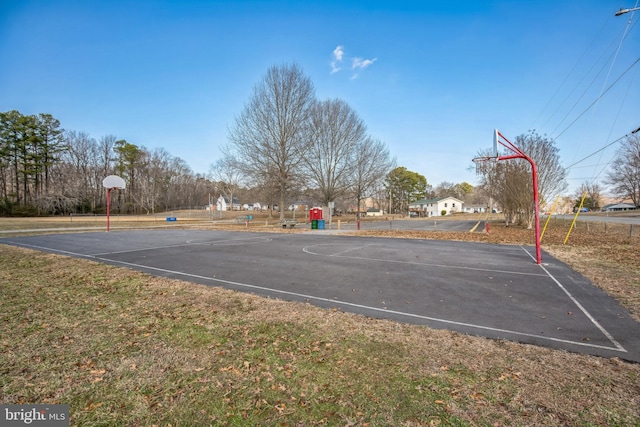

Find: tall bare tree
352;138;394;219
63;130;98;212
304;99;367;205
606;134;640;207
227;63;315;220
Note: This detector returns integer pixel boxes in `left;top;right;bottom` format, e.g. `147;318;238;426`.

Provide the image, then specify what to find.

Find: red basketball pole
496;131;542;265
106;188;112;232
102;175;125;233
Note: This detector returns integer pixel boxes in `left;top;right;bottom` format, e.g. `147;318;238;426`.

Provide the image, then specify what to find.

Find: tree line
0;110;216;216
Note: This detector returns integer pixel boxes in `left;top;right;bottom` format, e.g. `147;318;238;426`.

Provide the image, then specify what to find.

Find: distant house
216;196;241;211
365;208;384;217
408;197;463;217
288;201;310;211
601;203;637;212
463;204;489;214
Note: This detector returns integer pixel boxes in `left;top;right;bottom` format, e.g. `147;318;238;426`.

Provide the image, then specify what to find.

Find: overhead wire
530;17;612;130
556;5;638;193
553;56;640;141
528;4;639;197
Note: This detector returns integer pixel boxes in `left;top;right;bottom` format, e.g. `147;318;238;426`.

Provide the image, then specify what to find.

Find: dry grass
1;216;640;426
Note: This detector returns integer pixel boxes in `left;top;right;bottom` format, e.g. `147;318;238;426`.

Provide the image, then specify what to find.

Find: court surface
3;229;640;362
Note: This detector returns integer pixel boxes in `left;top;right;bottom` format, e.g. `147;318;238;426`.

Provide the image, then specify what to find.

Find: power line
565;126;638;170
553;56;640;140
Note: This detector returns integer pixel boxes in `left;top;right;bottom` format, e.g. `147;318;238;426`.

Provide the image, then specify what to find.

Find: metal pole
106;188;111;232
498;148;542;264
529;158;542;264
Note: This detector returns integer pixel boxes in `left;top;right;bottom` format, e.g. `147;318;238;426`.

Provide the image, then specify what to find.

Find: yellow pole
540;194;560;242
564;192;587;245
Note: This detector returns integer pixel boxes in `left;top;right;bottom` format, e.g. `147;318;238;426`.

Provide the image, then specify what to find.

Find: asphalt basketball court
3;228;640;362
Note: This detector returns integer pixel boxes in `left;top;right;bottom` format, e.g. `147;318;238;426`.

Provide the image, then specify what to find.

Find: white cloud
330;45;344;74
352;57;377;70
333;45;344;61
329;46;377;77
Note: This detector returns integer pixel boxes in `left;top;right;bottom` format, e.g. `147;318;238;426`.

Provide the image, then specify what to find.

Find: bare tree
210;154;243;212
574;181;604;211
353;138;394;220
63;130;98;213
132;148;172;214
227;63;315;220
606;134;640;207
303;99;367;205
477;131;567;227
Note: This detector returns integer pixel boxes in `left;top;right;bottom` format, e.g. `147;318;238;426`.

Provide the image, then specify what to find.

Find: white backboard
102;175;126;189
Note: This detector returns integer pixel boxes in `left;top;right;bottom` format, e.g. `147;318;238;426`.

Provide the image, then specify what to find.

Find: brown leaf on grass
84;402;103;410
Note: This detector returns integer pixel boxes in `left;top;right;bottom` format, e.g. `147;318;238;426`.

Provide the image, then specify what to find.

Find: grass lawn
1;217;640;426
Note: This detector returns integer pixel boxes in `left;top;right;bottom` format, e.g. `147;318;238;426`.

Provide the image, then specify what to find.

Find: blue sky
1;0;638;195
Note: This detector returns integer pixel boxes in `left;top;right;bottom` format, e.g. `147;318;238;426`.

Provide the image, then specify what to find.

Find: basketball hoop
473;129;542;265
102;175;126;232
472;155;497;175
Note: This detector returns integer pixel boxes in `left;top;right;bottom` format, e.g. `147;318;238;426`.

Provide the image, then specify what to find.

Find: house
288;201;310;211
601;203;637;212
462;204;489;214
216;196;241;211
409;197;464;217
365;208;384;217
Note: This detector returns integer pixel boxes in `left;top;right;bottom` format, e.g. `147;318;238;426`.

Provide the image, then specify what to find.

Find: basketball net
472;156;496;176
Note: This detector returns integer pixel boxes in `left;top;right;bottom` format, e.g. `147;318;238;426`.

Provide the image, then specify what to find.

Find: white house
409;197;464;217
462;204;489;214
365;208;384;217
216;196;241;211
601;203;637;212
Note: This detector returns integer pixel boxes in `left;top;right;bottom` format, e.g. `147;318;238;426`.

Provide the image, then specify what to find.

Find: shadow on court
3;229;640;363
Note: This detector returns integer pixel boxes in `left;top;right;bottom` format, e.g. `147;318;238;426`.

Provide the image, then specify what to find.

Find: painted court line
8;240;625;353
305;242;624;352
90;236;272;257
303;244;548;278
520;246;625;352
327;243;377;257
83;254;630;353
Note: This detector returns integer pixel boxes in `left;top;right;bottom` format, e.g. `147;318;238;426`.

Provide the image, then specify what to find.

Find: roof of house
603;203;637;209
219;196;240;203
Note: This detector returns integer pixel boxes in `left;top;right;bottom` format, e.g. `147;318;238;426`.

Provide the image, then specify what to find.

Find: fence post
631;224;634;238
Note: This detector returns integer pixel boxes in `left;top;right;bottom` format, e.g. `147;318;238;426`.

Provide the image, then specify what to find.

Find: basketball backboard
102;175;126;189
